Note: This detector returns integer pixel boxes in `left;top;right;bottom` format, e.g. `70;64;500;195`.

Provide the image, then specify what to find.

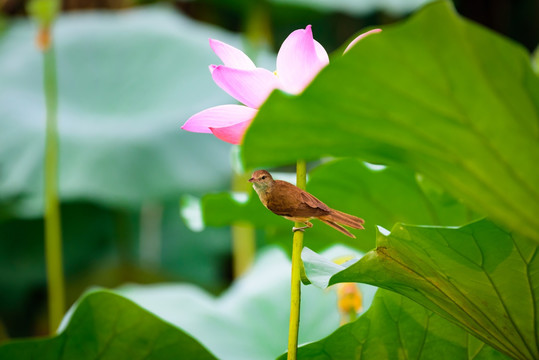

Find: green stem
231;169;256;277
231;221;256;277
244;0;272;55
287;159;306;360
43;41;65;334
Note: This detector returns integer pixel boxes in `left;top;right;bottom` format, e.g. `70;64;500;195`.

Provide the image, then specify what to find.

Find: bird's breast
253;186;270;208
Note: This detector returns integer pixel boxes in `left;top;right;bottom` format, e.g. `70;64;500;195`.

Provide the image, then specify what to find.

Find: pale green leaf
0;6;244;213
116;246;378;360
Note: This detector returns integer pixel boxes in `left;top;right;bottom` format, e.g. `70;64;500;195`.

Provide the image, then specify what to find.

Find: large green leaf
117;246;377;360
0;290;216;359
280;289;507;360
0;5;245;213
201;159;474;252
302;219;539;360
242;0;539;243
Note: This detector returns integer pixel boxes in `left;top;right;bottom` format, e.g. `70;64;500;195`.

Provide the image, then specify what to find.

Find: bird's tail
319;218;356;238
328;209;365;229
319;209;365;238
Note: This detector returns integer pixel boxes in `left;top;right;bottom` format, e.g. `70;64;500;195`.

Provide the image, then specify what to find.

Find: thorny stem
287;159;306;360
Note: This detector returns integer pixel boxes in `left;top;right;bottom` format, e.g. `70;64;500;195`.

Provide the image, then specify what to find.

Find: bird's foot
292;222;313;233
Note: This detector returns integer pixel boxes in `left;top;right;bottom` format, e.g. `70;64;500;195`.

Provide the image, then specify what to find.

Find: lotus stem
287;159;306;359
231;170;256;277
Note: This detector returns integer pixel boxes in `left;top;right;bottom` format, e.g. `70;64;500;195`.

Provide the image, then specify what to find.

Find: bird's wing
267;180;330;218
299;191;331;212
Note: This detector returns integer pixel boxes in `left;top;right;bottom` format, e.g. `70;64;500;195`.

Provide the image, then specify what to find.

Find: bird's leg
292;221;313;233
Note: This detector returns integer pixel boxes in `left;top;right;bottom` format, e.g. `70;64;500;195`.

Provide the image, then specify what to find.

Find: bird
249;170;365;238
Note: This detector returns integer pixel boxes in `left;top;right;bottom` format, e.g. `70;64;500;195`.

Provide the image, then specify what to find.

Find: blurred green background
0;0;537;341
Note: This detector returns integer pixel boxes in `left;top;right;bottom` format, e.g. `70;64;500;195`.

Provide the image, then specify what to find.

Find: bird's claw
292;222;313;233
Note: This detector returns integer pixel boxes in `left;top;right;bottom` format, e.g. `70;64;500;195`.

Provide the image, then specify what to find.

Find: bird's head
249;170;274;191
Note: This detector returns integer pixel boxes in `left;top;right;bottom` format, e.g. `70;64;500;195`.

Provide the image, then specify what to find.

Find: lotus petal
209;39;256;70
210;119;252;144
211;66;280;108
181;104;257;133
276;25;329;94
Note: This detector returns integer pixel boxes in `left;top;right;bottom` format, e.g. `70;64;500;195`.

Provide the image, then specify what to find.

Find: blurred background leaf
269;0;434;16
116;246;377;360
0;203;115;336
0;290;218;359
0;5;247;337
172;0;538;55
0;5;243;213
0;200;232;337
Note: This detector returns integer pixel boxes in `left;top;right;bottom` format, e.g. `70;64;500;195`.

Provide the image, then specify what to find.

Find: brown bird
249;170;365;238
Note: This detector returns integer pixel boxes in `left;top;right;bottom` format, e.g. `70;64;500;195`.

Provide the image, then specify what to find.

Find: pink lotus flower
182;26;381;144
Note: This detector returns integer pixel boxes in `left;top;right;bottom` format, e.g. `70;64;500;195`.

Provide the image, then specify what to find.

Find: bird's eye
261;176;266;180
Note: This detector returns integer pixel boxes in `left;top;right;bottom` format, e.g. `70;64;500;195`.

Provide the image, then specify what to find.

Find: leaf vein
377;246;525;359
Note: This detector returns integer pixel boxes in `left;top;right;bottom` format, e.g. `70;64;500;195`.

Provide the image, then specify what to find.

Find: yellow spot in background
337;283;363;325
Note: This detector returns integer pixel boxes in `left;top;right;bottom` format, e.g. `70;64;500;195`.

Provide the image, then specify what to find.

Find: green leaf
269;0;432;16
0;203;115;322
0;290;216;359
202;191;283;228
305;159;475;251
302;219;539;360
242;0;539;242
116;246;377;360
533;45;539;75
284;289;508;360
0;200;233;334
202;159;474;252
217;0;432;16
0;5;246;212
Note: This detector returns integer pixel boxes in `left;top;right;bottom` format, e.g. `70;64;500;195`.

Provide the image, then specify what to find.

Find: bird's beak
248;177;254;183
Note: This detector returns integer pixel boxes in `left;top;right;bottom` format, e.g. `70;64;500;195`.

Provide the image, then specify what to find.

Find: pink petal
209;39;256;70
314;40;330;64
344;29;382;54
276;25;329;94
210;119;252;145
181;104;257;133
211;66;280;108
